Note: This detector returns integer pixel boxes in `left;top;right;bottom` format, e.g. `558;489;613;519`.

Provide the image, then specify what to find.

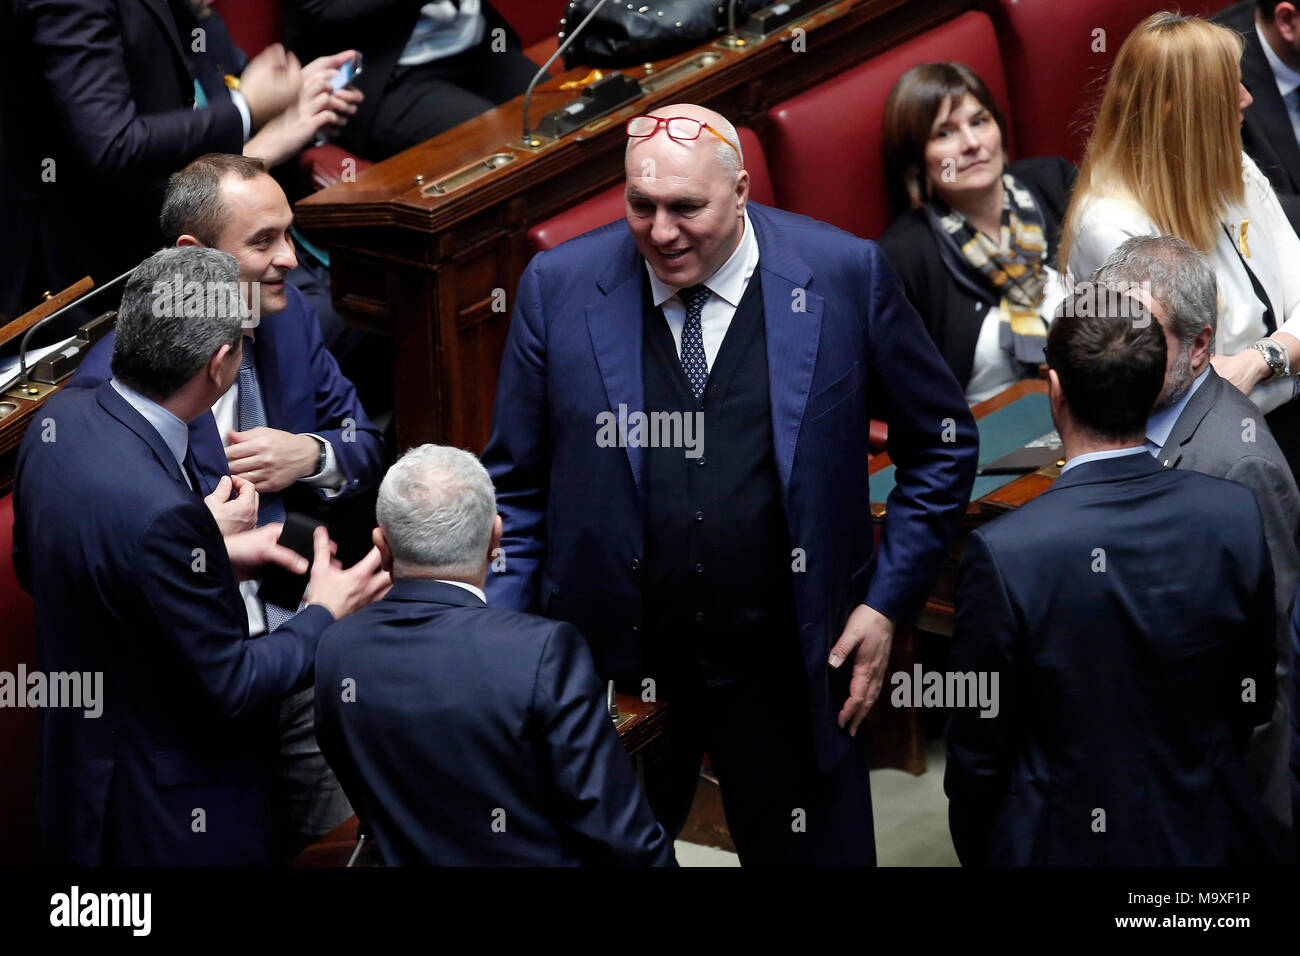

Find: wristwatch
311;436;328;477
1251;339;1289;380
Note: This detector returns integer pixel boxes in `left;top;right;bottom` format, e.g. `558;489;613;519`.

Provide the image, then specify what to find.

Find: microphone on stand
0;267;135;397
520;0;639;147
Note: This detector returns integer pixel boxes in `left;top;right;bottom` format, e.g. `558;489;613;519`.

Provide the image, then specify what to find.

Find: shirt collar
1145;366;1210;452
1257;20;1300;99
436;579;486;604
1059;445;1148;476
110;378;190;468
646;209;758;308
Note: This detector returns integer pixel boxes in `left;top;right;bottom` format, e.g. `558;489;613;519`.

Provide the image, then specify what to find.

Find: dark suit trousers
641;663;876;866
358;44;540;159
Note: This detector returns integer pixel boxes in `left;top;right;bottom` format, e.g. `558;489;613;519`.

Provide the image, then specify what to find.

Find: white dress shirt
399;0;484;65
213;341;346;635
1257;20;1300;149
437;579;486;603
645;210;760;369
1067;153;1300;414
1058;445;1149;475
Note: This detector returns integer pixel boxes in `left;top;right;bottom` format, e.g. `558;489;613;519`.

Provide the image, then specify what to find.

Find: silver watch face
1258;342;1285;375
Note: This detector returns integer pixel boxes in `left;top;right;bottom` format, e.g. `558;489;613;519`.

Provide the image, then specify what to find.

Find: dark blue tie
237;338;295;630
679;285;711;399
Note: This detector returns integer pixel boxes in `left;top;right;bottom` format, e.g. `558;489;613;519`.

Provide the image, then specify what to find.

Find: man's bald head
624;103;744;182
623;104;749;288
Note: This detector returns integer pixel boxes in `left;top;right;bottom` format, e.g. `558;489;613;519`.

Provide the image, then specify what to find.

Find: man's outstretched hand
304;526;390;620
223;522;308;582
828;603;895;737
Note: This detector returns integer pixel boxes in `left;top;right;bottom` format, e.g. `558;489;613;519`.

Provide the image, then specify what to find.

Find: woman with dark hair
879;63;1075;403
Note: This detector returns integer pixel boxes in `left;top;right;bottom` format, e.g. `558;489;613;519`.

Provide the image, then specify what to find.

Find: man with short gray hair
314;445;674;866
13;246;389;865
1094;234;1299;855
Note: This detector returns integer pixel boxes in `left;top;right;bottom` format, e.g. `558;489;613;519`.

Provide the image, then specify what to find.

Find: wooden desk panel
295;0;975;454
870;380;1055;636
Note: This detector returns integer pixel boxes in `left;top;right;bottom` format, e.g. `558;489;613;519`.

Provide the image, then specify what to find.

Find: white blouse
1066;153;1300;414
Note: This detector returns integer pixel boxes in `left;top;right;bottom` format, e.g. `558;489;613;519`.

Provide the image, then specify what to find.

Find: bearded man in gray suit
1093;234;1299;856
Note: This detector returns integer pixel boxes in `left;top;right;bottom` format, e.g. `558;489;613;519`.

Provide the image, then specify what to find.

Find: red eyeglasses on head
625;114;744;169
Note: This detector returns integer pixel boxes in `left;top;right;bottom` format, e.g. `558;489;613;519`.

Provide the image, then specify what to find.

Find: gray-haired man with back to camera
313;444;674;866
1093;234;1300;857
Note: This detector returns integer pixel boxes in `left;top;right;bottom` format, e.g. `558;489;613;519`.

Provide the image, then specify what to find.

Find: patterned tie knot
239;336;255;370
681;284;711;314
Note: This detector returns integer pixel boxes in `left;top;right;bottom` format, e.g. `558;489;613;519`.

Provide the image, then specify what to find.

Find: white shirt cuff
302;434;347;497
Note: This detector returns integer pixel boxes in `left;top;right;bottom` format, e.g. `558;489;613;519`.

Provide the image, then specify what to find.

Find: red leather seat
212;0;283;57
993;0;1225;164
493;0;567;67
766;11;1011;242
528;127;774;252
0;493;37;865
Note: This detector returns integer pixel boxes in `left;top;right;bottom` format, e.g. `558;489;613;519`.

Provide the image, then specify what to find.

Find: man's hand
302;50;363;130
239;43;302;131
223;523;309;582
828;604;896;737
226;427;320;493
304;526;391;619
203;475;259;536
244;51;363;166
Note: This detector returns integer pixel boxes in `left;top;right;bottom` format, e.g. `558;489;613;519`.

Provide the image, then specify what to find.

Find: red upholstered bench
991;0;1226;165
0;493;37;865
528;126;774;252
766;10;1011;243
494;0;567;67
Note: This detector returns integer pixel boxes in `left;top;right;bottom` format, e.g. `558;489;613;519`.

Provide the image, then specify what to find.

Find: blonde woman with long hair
1060;12;1300;471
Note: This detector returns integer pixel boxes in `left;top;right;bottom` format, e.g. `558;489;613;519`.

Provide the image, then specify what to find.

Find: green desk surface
871;392;1053;504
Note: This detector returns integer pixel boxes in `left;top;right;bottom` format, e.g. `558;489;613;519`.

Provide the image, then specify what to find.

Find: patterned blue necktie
679;285;711;399
238;338;295;630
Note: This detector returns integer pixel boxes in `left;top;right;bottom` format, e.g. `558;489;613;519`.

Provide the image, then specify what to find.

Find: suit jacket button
630;558;641;571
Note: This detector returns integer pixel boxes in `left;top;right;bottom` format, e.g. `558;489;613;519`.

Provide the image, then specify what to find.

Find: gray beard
1154;347;1194;411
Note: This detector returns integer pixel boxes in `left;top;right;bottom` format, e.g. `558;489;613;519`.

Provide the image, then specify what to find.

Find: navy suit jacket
1216;2;1300;232
12;383;336;865
68;281;385;501
946;452;1277;866
2;0;244;319
314;579;675;866
481;202;979;772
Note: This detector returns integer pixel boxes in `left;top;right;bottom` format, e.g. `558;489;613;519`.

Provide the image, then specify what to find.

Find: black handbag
559;1;769;69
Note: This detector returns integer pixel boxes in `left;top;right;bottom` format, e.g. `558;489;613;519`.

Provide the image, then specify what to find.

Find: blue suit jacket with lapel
946;453;1277;865
12;383;336;865
314;579;675;866
68;281;385;500
481;202;979;772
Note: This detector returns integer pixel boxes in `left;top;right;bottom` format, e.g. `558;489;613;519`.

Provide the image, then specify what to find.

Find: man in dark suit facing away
314;444;674;866
946;285;1277;865
1215;1;1300;232
1092;234;1300;857
12;247;389;865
